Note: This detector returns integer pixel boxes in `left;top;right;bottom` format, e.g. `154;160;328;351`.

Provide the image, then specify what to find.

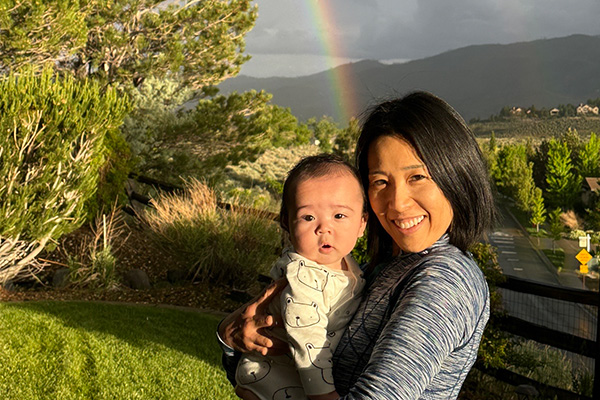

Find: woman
218;91;496;399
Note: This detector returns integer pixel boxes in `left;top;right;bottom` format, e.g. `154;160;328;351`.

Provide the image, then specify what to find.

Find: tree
545;139;582;210
529;187;546;233
578;132;600;177
0;0;257;91
306;116;341;153
127;88;312;183
333;118;361;162
492;144;536;213
548;208;564;253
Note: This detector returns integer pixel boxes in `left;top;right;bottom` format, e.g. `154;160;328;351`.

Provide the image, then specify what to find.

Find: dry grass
67;207;129;288
141;179;281;288
560;210;583;230
144;178;218;231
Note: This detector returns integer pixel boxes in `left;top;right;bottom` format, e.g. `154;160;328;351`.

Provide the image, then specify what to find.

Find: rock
52;268;71;288
124;269;151;290
515;384;539;397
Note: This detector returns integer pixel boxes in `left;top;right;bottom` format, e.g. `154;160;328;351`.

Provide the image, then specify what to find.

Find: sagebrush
0;68;129;283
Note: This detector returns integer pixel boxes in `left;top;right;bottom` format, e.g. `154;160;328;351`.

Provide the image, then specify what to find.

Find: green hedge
0;68;130;243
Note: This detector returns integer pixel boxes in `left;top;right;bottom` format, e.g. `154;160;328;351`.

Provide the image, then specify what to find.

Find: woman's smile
394;215;425;230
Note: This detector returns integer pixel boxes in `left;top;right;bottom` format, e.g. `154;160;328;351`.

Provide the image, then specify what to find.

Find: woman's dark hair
356;91;496;263
279;153;366;233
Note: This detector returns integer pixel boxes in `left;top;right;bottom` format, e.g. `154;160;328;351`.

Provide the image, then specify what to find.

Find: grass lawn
0;301;237;400
542;248;566;271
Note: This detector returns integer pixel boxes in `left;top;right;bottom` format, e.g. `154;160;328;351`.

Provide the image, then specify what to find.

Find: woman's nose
389;187;412;211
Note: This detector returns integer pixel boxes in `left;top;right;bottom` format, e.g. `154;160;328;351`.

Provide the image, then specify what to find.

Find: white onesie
236;250;365;399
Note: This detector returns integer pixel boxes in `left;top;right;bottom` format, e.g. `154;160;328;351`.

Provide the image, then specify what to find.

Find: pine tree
548;208;563;253
0;0;257;91
578;132;600;177
529;187;546;233
492;143;536;213
545;139;582;210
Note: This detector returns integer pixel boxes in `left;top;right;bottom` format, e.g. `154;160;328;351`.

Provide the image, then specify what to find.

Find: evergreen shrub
0;68;129;282
470;242;510;369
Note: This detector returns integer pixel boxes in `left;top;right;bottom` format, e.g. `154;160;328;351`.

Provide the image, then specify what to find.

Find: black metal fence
488;275;600;399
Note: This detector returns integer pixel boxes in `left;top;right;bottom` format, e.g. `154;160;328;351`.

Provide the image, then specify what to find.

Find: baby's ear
359;213;368;237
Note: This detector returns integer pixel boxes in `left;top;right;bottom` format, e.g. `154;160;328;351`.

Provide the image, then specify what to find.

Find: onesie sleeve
341;256;489;399
280;258;336;396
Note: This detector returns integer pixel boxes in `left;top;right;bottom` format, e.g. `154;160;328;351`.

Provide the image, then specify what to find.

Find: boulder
124;269;151;290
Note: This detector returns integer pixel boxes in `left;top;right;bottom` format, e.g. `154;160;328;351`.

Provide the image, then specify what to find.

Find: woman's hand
219;278;288;356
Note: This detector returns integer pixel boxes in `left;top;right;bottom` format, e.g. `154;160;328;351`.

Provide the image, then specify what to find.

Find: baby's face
288;172;366;270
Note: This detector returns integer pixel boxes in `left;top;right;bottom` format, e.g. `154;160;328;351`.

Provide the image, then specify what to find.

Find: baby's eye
302;215;315;221
334;213;346;219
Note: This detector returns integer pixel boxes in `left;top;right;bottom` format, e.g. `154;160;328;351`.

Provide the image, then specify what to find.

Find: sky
239;0;600;78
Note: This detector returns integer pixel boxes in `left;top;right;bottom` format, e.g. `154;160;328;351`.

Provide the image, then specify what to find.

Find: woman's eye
410;174;428;182
370;179;387;187
334;213;346;219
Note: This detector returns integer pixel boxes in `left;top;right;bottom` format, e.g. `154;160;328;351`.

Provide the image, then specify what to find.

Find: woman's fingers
219;278;289;354
255;278;288;314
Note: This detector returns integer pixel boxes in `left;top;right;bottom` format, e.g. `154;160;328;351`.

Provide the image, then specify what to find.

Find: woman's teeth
396;216;424;229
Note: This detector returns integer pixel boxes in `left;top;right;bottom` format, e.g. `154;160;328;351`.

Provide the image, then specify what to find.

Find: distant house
510;107;523;115
577;104;599;115
550;108;560;116
582;177;600;205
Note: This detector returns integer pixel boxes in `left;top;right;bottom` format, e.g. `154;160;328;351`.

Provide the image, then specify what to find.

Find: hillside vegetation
471;117;600;140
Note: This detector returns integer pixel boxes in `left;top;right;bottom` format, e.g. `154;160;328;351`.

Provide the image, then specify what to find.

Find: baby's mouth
394;215;425;229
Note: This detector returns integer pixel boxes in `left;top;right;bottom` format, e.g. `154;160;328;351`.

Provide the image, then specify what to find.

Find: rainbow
305;0;360;125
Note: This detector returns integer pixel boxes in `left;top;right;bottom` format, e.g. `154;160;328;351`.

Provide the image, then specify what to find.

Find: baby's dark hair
279;153;366;233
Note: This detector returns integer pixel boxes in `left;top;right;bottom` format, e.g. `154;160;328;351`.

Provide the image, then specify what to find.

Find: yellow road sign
576;249;592;265
580;264;589;274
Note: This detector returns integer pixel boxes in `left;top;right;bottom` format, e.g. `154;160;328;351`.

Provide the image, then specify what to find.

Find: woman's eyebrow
369;164;425;175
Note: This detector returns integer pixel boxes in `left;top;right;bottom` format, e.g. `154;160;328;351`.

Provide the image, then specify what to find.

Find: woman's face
367;135;454;254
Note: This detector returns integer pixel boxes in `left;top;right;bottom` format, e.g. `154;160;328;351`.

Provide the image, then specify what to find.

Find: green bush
470;242;510;369
142;179;281;288
506;339;592;395
0;68;129;282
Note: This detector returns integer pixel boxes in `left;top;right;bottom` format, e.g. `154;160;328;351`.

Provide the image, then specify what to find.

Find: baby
235;154;367;400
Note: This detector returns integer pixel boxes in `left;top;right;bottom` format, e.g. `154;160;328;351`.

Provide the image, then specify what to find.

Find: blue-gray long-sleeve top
220;235;490;399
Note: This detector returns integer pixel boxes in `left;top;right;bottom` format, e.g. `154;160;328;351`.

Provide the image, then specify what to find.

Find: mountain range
218;34;600;123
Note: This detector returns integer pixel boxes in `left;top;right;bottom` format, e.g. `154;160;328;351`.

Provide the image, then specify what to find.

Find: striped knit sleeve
341;254;489;399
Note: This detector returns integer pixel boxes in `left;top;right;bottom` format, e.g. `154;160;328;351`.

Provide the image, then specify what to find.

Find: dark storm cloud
247;0;600;60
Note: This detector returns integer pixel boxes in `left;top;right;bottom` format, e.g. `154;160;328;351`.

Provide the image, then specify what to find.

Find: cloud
246;0;600;60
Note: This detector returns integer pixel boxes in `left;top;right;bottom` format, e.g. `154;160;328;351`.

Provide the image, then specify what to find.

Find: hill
218;34;600;124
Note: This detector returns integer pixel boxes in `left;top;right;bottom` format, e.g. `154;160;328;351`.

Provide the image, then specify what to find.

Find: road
489;206;597;349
